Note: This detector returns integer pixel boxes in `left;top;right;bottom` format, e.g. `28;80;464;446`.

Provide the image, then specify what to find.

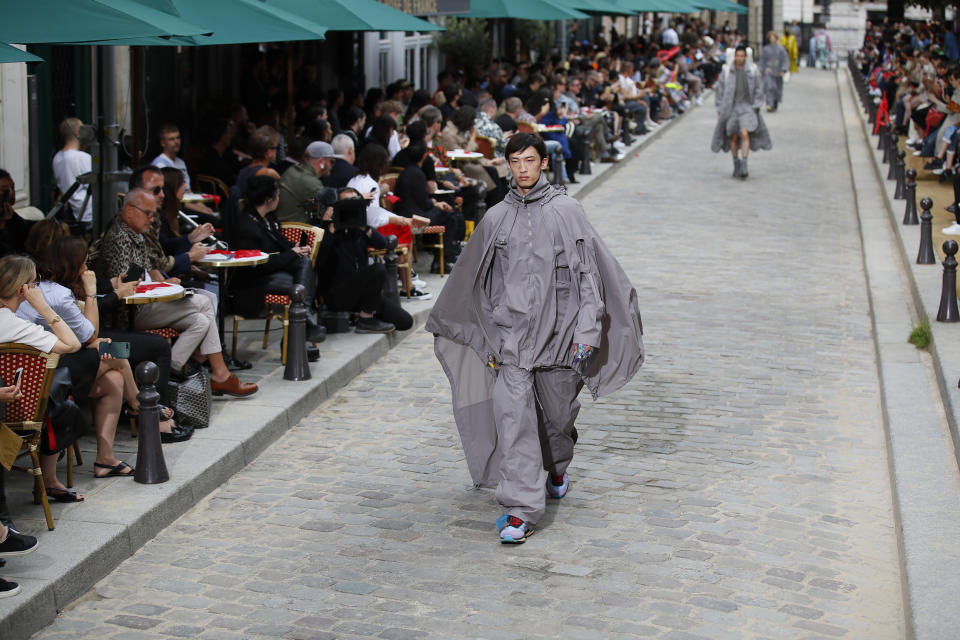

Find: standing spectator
152;124;193;191
52;118;93;225
781;28;799;74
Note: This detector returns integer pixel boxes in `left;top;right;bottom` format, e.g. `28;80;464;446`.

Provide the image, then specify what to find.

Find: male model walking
426;133;644;544
711;45;773;179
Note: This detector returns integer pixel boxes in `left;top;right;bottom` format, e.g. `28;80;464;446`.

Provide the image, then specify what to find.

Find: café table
196;250;270;342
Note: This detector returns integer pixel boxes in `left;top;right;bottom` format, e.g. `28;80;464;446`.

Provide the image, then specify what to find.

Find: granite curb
840;68;960;639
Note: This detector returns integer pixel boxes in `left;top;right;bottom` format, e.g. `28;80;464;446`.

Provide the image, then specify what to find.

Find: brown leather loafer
211;374;258;397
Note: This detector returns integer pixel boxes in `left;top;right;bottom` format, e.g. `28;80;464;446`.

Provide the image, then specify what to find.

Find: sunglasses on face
149;186;162;195
130;203;157;218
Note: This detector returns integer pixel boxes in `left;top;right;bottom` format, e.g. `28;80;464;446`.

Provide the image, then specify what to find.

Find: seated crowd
0;21;729;596
858;18;960;231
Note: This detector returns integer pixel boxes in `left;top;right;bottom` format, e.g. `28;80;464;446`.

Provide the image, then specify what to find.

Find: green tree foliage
436;17;490;72
514;20;556;62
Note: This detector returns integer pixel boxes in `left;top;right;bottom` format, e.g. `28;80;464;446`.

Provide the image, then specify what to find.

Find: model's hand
572;343;594;364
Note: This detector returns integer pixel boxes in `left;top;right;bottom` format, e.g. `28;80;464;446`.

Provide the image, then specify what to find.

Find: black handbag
41;367;87;455
167;364;211;429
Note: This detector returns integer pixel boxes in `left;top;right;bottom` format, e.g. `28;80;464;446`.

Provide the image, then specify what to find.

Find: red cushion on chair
143;327;181;339
264;294;291;306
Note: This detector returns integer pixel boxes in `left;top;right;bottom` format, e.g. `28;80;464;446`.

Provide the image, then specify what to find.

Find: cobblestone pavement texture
31;71;905;639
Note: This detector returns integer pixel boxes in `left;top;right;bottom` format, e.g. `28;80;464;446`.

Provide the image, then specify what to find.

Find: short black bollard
283;284;311;381
383;234;400;306
904;168;918;224
887;136;898;180
938;240;960;322
134;362;169;484
894;150;906;199
918;197;937;264
580;134;592;175
878;123;886;153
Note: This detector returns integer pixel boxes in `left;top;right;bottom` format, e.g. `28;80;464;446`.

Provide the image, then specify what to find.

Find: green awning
690;0;748;13
0;0;211;44
0;43;43;63
614;0;700;13
453;0;589;20
557;0;637;14
265;0;444;32
102;0;328;45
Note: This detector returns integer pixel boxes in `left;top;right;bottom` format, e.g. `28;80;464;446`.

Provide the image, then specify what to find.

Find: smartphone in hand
11;367;23;388
99;341;131;359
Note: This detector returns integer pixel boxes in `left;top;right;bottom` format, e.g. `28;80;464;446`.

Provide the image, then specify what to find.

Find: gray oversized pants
492;364;582;524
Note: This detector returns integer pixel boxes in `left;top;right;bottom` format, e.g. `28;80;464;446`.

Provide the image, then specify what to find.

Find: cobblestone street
31;70;906;639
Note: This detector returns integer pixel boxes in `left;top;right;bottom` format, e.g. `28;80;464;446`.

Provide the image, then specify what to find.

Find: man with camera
230;176;327;344
315;189;412;335
275;141;337;225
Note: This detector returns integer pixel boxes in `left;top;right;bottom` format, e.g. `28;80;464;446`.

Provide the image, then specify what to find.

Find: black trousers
267;255;318;318
328;264;412;330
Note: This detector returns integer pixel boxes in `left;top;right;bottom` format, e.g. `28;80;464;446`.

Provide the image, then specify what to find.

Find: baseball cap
305;141;335;159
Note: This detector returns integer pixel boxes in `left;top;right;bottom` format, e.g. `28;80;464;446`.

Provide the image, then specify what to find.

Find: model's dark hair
246;175;279;208
504;133;547;161
735;44;748;52
355;143;389;180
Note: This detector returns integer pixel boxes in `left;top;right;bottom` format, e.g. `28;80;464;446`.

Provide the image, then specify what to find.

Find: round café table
122;283;185;305
196;251;270;366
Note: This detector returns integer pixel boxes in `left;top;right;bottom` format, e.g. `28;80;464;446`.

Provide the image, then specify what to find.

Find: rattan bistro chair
0;343;61;530
231;223;324;365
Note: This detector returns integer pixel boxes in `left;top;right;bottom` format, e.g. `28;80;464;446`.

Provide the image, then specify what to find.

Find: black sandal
94;461;135;478
45;487;84;503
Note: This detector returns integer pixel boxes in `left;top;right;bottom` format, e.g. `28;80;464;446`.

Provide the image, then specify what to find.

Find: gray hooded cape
711;57;773;153
425;174;645;487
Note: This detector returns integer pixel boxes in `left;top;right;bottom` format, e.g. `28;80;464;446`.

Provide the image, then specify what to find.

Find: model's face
508;148;548;189
735;50;747;67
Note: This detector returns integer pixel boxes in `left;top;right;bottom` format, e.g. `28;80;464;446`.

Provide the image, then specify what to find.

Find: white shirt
0;307;58;353
662;27;679;46
346;173;391;228
152;153;192;191
617;74;641;99
52;149;93;222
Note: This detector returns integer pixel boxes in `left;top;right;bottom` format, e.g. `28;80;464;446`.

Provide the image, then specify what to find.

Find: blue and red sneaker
496;514;533;544
546;472;569;499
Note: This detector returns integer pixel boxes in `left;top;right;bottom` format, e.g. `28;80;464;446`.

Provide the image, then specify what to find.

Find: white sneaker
613;140;627;151
944;222;960;235
410;278;426;288
694;97;703;106
934;167;946;175
913;150;923;156
647;120;660;128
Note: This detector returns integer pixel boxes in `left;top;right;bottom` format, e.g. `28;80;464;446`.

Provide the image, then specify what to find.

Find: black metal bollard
918;197;937;264
134;362;169;484
879;126;888;157
383;234;400;306
938;240;960;322
580;134;592;175
887;135;898;180
903;168;918;225
894;150;906;199
283;284;311;381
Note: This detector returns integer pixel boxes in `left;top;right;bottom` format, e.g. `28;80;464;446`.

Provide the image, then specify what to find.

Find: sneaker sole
0;584;21;598
0;540;38;558
500;529;533;544
355;328;395;334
